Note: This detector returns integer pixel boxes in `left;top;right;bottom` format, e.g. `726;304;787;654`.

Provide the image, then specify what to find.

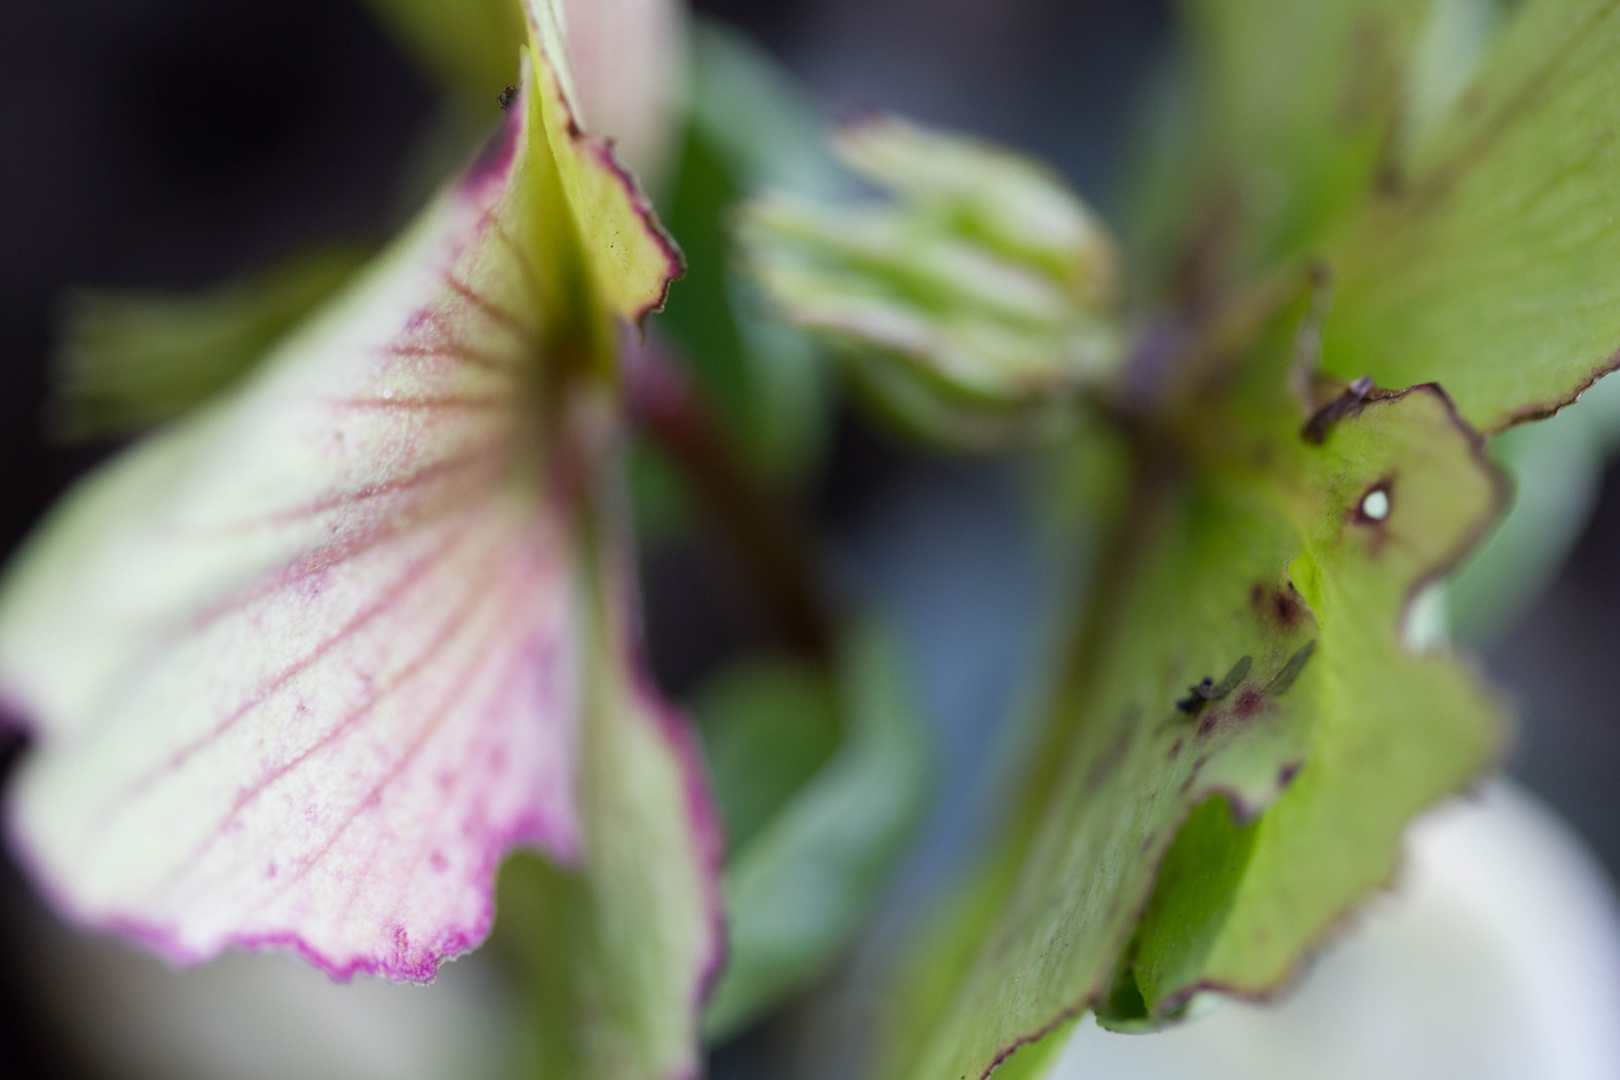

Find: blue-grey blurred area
3;1;1620;1078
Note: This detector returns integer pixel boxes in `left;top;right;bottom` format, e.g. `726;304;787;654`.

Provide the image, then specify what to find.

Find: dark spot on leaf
1278;762;1301;787
1167;737;1183;760
1140;833;1157;854
1268;641;1317;695
1252;581;1307;631
1197;712;1219;737
1234;687;1264;718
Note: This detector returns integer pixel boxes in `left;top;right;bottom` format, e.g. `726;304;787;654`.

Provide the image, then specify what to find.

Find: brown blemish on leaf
1167;737;1183;761
1251;581;1307;632
1278;762;1302;787
1234;687;1264;718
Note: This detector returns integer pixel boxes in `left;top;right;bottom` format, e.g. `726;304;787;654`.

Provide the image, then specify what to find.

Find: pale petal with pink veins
0;29;704;993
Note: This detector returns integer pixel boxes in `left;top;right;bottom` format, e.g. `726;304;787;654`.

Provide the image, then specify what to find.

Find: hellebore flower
0;5;720;1073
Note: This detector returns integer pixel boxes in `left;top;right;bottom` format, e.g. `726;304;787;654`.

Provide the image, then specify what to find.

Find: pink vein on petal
249;542;545;911
370;594;564;938
247;440;511;530
446;277;540;343
489;218;550;317
332;394;509;414
99;520;479;818
146;520;519;896
382;338;524;377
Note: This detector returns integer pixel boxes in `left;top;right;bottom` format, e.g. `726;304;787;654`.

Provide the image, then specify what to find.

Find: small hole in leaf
1360;487;1391;521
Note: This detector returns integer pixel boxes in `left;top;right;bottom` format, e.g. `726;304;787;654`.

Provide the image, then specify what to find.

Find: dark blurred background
1;1;1615;1077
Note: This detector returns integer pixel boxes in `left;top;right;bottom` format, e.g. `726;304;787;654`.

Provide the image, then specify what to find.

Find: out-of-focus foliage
50;246;369;440
694;657;841;857
657;19;840;481
699;623;931;1041
739;117;1124;450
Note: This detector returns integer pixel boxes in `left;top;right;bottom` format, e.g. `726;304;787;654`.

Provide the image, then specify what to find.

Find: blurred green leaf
661;130;753;438
654;19;839;482
685;21;844;200
702;622;932;1043
694;657;841;856
1321;0;1620;433
52;245;369;440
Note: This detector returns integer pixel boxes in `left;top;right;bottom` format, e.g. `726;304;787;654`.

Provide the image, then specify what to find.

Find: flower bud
739;115;1124;448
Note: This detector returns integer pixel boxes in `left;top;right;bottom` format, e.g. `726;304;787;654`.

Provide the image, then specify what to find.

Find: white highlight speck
1362;488;1391;521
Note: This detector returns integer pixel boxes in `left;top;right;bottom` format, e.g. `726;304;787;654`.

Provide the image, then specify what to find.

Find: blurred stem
625;337;834;662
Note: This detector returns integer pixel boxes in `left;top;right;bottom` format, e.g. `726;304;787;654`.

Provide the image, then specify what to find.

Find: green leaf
693;656;840;856
656;19;839;480
52;245;369;440
685;20;844;200
886;293;1505;1079
1174;0;1430;276
1321;0;1620;433
702;622;931;1042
